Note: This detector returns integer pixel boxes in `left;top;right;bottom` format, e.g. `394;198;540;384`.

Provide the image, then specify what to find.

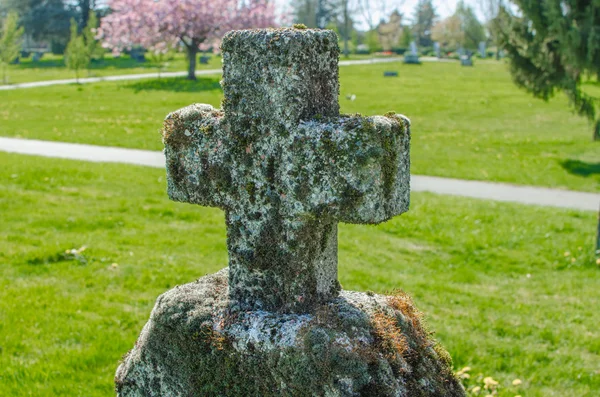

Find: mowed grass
1;53;374;84
0;153;598;396
1;53;223;84
1;60;598;191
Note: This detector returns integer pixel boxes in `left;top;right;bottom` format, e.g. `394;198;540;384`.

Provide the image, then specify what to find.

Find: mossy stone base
115;269;465;397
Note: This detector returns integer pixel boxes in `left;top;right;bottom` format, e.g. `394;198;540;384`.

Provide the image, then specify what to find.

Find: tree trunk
596;202;600;254
187;46;198;81
593;120;600;141
343;0;350;58
81;0;91;27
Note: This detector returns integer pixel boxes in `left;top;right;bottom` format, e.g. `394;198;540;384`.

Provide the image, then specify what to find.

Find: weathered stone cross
162;28;410;313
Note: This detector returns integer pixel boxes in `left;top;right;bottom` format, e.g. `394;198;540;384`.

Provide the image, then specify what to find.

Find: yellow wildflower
512;379;522;386
456;366;471;379
563;251;570;257
483;377;499;389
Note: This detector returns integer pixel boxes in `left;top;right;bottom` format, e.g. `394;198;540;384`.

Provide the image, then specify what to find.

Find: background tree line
0;0;597;140
0;0;106;54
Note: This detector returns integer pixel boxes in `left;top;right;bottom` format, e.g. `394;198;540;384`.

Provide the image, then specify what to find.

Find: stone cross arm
163;105;410;225
161;28;411;313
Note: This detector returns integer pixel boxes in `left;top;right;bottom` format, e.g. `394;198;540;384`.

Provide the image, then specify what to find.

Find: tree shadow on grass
126;77;222;93
560;159;600;177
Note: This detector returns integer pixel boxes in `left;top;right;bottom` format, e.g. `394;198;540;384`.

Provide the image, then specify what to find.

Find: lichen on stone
116;269;465;397
162;28;410;313
116;28;464;397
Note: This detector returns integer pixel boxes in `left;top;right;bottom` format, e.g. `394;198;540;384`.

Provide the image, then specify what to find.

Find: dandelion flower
512;379;522;386
596;258;600;265
456;367;471;379
483;377;499;389
564;251;570;257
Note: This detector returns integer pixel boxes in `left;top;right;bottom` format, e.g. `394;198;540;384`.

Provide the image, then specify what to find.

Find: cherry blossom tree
99;0;277;80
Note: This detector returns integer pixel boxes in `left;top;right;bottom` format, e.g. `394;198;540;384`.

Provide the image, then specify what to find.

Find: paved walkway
1;137;598;211
0;57;414;91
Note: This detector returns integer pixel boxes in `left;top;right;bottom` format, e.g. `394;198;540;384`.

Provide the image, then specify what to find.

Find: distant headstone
130;48;146;63
384;71;399;77
459;48;473;66
32;52;43;62
434;41;441;58
199;55;211;64
404;40;421;64
479;41;486;58
115;28;464;397
9;57;19;65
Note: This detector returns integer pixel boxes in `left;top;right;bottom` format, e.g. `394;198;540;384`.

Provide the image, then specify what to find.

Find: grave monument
434;41;441;58
404;41;421;64
115;28;464;397
459;48;473;67
479;41;486;58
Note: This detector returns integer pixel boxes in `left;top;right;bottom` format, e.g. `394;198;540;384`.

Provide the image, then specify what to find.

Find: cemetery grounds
0;58;599;396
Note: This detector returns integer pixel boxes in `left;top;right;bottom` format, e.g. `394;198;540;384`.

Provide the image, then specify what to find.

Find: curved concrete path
0;57;414;91
1;137;597;211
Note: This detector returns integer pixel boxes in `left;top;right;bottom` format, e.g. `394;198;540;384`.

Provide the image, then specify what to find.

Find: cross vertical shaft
162;28;411;313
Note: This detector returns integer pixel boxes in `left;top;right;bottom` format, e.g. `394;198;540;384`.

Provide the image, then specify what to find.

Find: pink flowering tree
99;0;277;80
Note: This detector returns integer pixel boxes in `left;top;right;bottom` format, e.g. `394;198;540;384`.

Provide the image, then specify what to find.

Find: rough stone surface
116;28;464;396
116;269;464;397
162;28;410;313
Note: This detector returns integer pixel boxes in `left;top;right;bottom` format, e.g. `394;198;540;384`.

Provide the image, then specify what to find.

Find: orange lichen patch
387;290;428;343
193;324;228;351
371;311;408;359
162;112;187;146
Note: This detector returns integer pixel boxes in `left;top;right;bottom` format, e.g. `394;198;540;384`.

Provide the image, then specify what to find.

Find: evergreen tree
455;1;486;50
400;25;412;48
1;0;73;45
65;18;88;82
0;11;23;84
83;10;102;62
412;0;436;47
499;1;600;141
294;0;340;29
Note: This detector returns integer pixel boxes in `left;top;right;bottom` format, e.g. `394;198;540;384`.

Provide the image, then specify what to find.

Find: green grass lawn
0;153;597;396
1;53;223;84
1;53;375;84
1;60;598;191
